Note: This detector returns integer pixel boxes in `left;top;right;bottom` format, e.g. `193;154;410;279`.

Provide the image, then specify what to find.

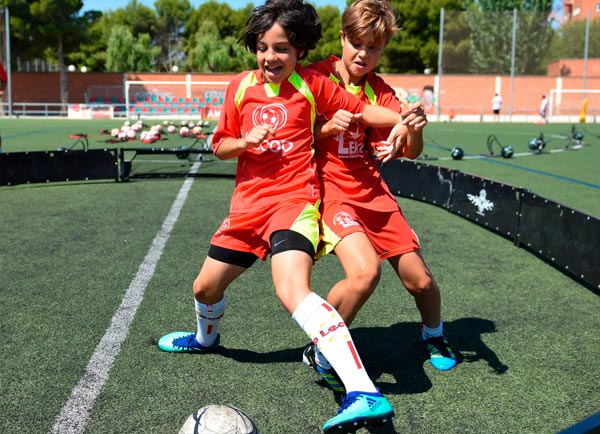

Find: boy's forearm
403;129;424;160
361;105;403;127
213;137;248;160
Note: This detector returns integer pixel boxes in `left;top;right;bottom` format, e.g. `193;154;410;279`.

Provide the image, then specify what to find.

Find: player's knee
348;262;381;294
405;273;437;297
192;276;222;304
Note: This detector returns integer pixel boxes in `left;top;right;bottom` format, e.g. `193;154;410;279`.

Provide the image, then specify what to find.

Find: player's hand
379;122;408;162
373;141;394;162
244;124;276;148
401;102;428;131
327;109;361;135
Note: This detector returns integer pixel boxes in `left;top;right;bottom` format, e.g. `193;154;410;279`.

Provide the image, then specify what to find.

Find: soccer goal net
124;79;229;121
549;88;600;123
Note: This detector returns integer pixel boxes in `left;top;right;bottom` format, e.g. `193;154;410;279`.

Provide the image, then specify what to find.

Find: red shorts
210;199;320;261
319;202;420;260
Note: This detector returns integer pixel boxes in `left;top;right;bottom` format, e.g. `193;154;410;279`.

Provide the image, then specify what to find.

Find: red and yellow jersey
213;64;366;213
308;56;400;211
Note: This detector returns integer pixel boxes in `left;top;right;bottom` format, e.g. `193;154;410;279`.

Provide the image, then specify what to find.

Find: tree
185;0;247;42
2;0;86;106
183;1;254;72
464;0;554;74
105;25;135;72
154;0;193;72
545;18;600;62
307;5;343;65
385;0;464;74
68;11;105;73
105;25;159;72
187;19;254;72
77;0;157;72
439;9;471;74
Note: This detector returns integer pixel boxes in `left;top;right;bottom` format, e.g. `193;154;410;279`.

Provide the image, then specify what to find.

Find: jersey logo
335;123;366;159
251;103;293;155
215;218;231;236
252;103;288;131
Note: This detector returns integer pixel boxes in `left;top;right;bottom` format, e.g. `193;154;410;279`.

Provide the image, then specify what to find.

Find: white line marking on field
50;162;201;434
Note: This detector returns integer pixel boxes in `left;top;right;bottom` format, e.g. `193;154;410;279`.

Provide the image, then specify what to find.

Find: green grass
1;119;599;433
421;122;600;217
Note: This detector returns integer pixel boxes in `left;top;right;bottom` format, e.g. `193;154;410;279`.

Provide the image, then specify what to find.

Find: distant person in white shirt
539;94;548;123
491;93;503;122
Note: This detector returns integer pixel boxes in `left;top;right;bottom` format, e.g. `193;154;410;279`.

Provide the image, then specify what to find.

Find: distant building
563;0;600;22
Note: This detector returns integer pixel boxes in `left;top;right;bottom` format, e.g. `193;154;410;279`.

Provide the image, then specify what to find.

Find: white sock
195;297;225;347
293;292;377;394
422;320;443;340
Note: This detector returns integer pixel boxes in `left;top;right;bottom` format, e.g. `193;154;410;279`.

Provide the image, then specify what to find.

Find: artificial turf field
1;118;599;433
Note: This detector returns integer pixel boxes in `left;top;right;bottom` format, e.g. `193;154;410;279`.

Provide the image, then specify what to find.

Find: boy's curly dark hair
240;0;322;61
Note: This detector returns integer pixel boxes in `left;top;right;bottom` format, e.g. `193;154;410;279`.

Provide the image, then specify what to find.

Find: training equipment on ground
528;133;547;153
485;134;514;158
57;134;90;152
179;404;258;434
450;146;464;160
571;124;585;146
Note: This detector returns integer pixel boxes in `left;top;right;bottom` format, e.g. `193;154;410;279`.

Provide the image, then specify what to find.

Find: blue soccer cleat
158;331;220;353
322;391;395;432
425;335;457;371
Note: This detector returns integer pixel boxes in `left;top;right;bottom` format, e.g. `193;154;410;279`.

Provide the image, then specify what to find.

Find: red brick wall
12;72;124;103
379;73;599;116
547;59;600;77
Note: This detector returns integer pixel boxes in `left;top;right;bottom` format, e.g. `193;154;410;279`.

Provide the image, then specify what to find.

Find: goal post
549;89;600;123
124;79;230;121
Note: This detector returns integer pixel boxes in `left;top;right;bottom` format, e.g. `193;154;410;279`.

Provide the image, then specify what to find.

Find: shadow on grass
209;318;506;434
352;317;509;396
214;317;507;395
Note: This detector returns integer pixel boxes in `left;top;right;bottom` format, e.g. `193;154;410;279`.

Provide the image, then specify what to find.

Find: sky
81;0;348;14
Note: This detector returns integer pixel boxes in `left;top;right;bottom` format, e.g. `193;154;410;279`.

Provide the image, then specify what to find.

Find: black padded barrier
449;172;523;240
0;149;118;186
380;160;454;208
381;160;598;292
517;192;600;291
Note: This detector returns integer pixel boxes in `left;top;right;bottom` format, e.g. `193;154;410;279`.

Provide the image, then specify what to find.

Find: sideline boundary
49;162;201;434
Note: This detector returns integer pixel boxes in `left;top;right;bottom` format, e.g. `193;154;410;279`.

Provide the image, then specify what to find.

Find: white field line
50;162;201;434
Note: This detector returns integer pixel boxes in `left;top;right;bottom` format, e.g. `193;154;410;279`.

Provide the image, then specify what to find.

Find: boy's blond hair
341;0;398;46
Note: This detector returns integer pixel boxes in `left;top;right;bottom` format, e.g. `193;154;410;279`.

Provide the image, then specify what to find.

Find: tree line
2;0;598;103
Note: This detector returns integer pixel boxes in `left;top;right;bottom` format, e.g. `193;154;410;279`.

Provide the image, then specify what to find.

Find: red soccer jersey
308;56;401;211
212;64;366;213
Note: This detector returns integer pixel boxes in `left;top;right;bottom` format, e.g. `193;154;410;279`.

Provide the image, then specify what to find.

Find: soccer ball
178;404;258;434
